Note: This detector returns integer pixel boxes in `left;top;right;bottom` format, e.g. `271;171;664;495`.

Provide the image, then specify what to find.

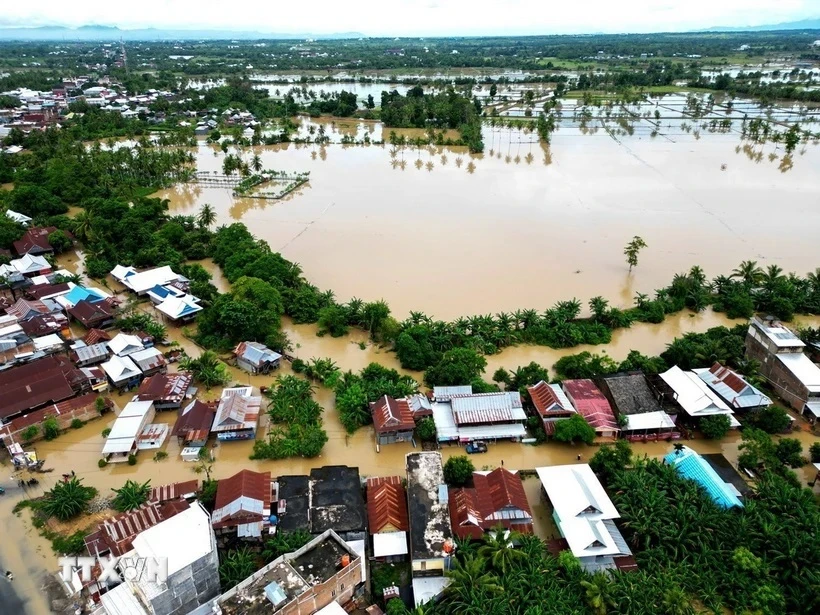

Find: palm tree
41;477;96;521
219;547;257;590
731;260;764;287
197;203;216;229
580;572;615;615
251;154;263;173
478;529;525;573
445;555;501;611
111;479;151;512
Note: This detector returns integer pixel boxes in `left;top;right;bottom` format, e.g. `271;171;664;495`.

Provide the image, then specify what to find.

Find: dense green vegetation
442;455;475;486
111;479;151;512
251;375;328;460
40;478;98;522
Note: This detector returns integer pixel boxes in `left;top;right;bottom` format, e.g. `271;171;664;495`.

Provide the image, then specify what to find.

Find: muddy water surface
158;113;820;320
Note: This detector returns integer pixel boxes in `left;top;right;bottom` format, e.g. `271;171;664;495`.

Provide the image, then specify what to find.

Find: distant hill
0;25;364;41
702;18;820;32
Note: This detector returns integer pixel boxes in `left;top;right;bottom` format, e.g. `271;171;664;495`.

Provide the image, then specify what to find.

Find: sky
0;0;817;36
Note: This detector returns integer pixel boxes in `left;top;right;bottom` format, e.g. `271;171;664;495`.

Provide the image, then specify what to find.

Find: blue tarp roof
64;286;105;305
664;446;744;509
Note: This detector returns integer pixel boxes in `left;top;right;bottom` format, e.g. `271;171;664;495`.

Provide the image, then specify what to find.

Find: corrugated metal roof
366;476;409;533
693;364;772;409
664;446;743;509
74;342;109;363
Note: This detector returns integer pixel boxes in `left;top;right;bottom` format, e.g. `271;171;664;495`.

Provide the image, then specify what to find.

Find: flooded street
158;109;820;320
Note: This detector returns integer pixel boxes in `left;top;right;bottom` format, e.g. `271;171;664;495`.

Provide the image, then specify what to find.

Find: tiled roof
366;476;409;534
449;468;533;540
370;395;415;434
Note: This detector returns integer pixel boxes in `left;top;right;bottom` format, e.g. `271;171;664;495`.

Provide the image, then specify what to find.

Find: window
420;561;426;570
331;590;336;597
340;583;345;590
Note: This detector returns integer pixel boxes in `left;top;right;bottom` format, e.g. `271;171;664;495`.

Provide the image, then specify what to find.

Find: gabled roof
366;476;409;534
68;299;113;327
11;253;50;275
0;355;77;419
528;380;575;417
26;282;71;300
13;226;56;255
19;312;68;337
449;468;533;539
213;469;271;529
156;294;202;319
659;366;734;417
84;328;111;345
84;500;190;557
135;373;192;404
664;446;744;509
211;387;261;432
61;285;108;308
6;297;52;321
450;392;525;425
117;265;181;294
100;355;141;383
370;395;415;434
694;364;772;409
107;333;144;357
233;341;282;366
172;399;216;442
130;347;166;372
562;380;619;432
600;373;662;416
150;480;199;504
535;464;619;522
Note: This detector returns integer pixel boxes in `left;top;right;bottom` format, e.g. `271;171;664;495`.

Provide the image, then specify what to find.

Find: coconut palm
251;154;263;173
478;529;525;573
197;203;216;229
581;572;616;615
731;260;764;287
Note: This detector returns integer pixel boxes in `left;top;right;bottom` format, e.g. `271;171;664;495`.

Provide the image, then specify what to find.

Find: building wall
746;334;808;411
377;429;415;445
280;557;362;615
412;557;445;575
236;357;258;374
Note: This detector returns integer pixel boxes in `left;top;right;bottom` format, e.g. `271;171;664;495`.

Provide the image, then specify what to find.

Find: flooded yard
158;101;820;321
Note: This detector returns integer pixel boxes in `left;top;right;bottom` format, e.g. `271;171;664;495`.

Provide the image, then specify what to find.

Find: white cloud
0;0;815;35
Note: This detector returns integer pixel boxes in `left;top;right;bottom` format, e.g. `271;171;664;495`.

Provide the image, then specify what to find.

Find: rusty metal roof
369;395;415;434
135;373;191;404
366;476;409;534
150;480;199;503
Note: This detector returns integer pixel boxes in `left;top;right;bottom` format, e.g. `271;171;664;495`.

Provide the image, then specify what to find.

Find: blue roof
64;286;105;305
148;284;172;299
664;446;743;509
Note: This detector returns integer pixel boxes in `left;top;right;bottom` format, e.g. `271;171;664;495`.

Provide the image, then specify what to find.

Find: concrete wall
281;557;362;615
377;429;414;445
746;335;808;411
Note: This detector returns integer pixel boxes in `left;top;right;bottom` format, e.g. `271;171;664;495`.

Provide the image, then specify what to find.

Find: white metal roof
535;464;619;522
659;366;732;416
558;516;624;558
750;319;805;348
101;355;141;382
121;266;181;294
106;415;148;441
131;503;213;576
120;400;155;418
805;402;820;418
373;531;409;558
693;367;772;409
100;581;146;615
33;334;63;351
110;264;136;283
776;353;820;393
413;577;451;607
623;411;676;431
108;333;144;357
156;294;202;319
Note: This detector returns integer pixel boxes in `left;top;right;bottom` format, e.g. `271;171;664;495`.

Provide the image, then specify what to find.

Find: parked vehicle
465;441;488;454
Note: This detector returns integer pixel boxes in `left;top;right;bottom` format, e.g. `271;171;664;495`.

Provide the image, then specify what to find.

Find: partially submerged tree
624;235;647;271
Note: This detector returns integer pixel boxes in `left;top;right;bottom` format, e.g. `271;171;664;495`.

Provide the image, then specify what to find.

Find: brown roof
13;226;57;255
370;395;415;434
528;380;573;417
213;469;271;529
6;298;51;321
84;499;190;557
135;373;192;404
25;282;70;300
19;313;68;338
5;391;102;431
366;476;409;534
0;356;79;420
709;363;748;394
84;328;111;345
449;468;533;540
171;399;216;443
68;300;113;328
150;480;199;503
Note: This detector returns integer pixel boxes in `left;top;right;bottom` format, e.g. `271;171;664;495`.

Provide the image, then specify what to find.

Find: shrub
746;406;791;434
98;458;108;468
21;425;39;442
554;414;596;445
42;416;60;440
443;455;475;486
40;478;96;521
51;531;87;555
701;414;732;440
153;451;168;462
112;479;151;512
70;418;84;429
416;417;436;442
127;454;137;466
95;396;107;413
102;427;111;437
774;438;804;468
810;442;820;464
291;358;306;373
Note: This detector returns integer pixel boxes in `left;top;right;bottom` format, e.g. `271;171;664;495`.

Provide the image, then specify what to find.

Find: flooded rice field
158;95;820;320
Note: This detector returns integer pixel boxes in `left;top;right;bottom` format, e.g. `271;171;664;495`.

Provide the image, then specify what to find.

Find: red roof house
212;470;272;538
171;399;216;446
13;226;58;256
67;299;115;329
134;373;193;410
367;476;410;560
370;395;416;446
0;356;82;420
449;467;533;540
561;379;619;437
527;380;576;436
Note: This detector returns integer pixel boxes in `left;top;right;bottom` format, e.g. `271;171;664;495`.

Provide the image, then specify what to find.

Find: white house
11;254;51;276
112;265;184;295
108;333;145;357
101;400;155;462
100;354;142;390
659;366;740;426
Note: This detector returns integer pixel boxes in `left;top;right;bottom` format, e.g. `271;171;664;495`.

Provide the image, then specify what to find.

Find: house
407;393;433;419
535;464;634;573
366;476;409;562
213;530;363;615
67;300;115;330
172;399;215;447
19;312;70;339
211;387;261;441
130;346;167;377
234;341;282;375
664;446;744;508
58;285;110;309
745;316;820;420
33;333;64;354
107;332;145;357
658;366;739;427
370;395;416;446
84;500;191;558
561;380;620;438
0;355;84;421
99;503;220;615
274;466;367;541
6;297;59;321
212;469;273;539
25;281;72;301
70;342;109;367
81;365;109;393
10;254;51;277
431;387;527;443
84;328;111;346
135;373;193;410
528;380;576;437
693;363;771;411
449;467;533;540
13;226;58;255
406;452;454;607
156;294;202;324
147;283;186;305
620;411;678;440
598;373;663;418
100;354;142;390
101;400;156;462
112;265;184;295
6;210;32;226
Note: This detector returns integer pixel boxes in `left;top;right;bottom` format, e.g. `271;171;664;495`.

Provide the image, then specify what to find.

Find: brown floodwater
157;113;820;320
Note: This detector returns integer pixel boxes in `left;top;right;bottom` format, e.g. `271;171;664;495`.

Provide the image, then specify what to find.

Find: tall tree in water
624;236;648;271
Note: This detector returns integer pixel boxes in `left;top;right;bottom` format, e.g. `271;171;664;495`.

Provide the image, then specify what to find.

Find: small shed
233;341;282;375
